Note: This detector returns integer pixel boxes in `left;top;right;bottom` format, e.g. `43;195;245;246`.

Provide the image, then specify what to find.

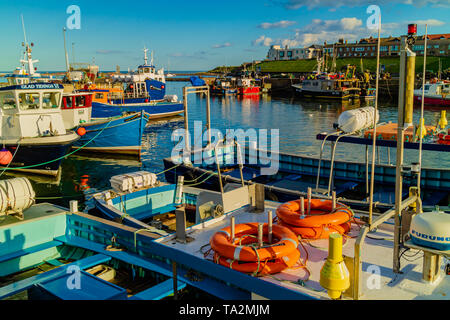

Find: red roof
424;34;450;40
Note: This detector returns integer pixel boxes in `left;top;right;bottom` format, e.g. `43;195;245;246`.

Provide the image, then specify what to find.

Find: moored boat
414;81;450;107
0;83;79;176
61;92;149;157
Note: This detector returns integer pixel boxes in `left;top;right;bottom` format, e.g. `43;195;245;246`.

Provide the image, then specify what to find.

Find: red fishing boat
236;77;260;95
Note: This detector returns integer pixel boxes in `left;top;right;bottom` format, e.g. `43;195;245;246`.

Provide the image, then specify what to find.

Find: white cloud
212;42;232;49
252;35;274;46
414;19;446;26
258;20;297;29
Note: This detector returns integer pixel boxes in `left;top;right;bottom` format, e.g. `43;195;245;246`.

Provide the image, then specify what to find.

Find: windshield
0;92;17;110
19;93;40;110
42;92;61;109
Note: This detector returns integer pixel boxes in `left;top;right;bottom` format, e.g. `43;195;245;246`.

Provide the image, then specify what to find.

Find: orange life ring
210;223;298;262
213;249;300;276
278;219;351;239
276;199;353;228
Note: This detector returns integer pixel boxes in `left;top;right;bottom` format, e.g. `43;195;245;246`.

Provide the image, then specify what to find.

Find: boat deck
157;201;450;300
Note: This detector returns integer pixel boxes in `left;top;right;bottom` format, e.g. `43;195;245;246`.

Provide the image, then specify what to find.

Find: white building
266;45;322;61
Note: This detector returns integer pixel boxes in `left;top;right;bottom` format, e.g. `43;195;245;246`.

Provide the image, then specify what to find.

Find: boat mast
143;46;149;65
63;27;70;73
20;14;39;76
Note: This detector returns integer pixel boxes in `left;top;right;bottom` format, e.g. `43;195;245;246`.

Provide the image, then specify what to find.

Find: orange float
210;222;300;275
276;199;353;239
213;249;300;276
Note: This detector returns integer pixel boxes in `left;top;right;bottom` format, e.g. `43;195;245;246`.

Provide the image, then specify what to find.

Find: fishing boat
0;83;79;176
82;47;184;118
61;92;149;157
210;77;238;95
293;66;361;100
236;77;260;95
414;81;450;107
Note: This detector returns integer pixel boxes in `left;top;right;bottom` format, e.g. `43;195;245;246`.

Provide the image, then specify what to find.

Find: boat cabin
61;92;93;129
0;83;67;139
417;82;450;96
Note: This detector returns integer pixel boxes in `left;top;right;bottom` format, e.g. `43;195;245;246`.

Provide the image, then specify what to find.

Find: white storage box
110;171;158;193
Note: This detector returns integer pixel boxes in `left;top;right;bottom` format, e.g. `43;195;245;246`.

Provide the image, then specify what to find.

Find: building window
279;51;285;57
434;45;439;48
355;47;364;52
380;46;388;52
346;47;349;51
440;50;445;54
390;45;398;51
413;45;424;51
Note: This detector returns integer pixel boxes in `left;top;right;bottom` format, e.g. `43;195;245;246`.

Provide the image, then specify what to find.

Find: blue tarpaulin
190;76;206;86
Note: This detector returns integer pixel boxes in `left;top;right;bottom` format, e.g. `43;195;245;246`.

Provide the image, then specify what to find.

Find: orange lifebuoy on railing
276;199;353;239
210;222;300;275
211;223;298;261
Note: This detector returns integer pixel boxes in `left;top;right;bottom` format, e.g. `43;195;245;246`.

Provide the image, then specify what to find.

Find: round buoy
77;127;87;136
0;148;13;166
145;99;149;103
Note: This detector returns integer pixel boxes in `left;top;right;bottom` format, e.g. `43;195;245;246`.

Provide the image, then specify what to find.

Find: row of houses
266;33;450;61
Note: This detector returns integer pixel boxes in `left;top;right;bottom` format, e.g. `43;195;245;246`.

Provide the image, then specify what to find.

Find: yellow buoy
320;233;350;299
438;110;448;130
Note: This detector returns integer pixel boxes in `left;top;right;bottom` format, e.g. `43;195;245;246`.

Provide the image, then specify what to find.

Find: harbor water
4;81;448;211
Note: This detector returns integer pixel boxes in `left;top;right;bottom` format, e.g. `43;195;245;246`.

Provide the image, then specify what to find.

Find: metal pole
206;87;211;145
393;36;408;274
183;87;189;152
300;196;305;218
230;216;235;243
417;25;428;194
368;16;381;227
258;223;263;248
268;211;273;244
307;187;312;215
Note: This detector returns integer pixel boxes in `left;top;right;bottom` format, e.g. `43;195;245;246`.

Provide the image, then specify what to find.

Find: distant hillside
255;56;450;74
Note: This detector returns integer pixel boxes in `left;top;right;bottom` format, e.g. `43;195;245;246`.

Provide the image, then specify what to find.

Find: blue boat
61;93;149;157
0;195;188;300
90;98;184;119
85;47;184;118
93;173;198;229
74;111;149;157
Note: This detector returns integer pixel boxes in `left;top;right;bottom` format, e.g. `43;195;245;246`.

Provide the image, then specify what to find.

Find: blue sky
0;0;448;71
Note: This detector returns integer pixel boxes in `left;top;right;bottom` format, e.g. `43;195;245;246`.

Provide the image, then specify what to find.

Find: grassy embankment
210;56;450;74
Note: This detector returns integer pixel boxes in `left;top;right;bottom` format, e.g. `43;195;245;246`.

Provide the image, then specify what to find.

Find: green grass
254;56;450;74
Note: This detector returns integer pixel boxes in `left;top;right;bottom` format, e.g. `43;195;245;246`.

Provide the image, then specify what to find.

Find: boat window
0;92;17;110
74;95;86;107
64;96;73;109
424;85;430;90
19;93;40;110
95;93;104;100
144;68;150;73
42;92;61;109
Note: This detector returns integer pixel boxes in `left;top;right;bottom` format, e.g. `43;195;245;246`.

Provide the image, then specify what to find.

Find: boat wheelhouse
414;81;450;107
0;83;79;176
